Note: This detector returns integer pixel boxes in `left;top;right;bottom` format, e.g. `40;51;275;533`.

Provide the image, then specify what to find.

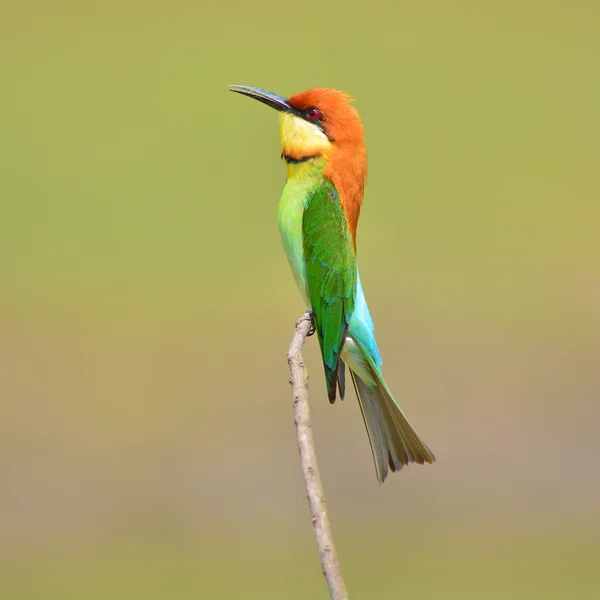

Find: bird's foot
295;311;316;337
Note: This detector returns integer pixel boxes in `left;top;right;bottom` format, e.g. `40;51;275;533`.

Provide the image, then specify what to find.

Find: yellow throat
279;113;332;160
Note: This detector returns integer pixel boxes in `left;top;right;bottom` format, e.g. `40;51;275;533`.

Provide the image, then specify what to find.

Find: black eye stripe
288;105;325;132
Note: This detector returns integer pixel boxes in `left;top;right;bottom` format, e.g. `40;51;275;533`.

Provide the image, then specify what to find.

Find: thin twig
287;313;348;600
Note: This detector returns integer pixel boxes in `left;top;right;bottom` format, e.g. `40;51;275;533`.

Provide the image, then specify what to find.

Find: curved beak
229;85;292;113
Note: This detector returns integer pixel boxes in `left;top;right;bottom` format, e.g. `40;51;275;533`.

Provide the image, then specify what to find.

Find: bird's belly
278;182;310;306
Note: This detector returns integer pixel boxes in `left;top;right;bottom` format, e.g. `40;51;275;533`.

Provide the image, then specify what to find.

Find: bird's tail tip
351;366;435;484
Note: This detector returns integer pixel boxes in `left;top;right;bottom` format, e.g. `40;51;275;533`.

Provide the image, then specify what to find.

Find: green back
303;180;357;401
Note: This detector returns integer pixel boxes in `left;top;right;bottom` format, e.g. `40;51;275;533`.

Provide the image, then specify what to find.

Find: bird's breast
277;159;329;307
278;176;311;306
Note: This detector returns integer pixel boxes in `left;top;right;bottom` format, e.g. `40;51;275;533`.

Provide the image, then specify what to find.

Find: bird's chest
277;177;311;305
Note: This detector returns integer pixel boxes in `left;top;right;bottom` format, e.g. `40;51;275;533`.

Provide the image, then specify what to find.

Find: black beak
229;85;292;113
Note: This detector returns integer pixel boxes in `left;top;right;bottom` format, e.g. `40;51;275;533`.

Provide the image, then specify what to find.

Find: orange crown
289;88;368;243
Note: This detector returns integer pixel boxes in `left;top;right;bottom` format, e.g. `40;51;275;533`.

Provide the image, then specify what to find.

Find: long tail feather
348;349;435;483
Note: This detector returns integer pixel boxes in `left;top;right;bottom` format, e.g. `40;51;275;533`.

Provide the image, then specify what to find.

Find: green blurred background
1;1;599;598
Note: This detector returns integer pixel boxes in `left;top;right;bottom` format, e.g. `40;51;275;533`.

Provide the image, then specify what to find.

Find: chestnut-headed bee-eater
230;85;435;483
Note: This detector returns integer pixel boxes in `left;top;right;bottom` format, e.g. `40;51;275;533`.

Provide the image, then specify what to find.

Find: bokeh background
1;1;599;598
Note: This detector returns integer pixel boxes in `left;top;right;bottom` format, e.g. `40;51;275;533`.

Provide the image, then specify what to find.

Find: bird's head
229;85;365;162
230;85;368;238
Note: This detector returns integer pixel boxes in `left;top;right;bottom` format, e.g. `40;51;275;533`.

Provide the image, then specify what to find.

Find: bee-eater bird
230;85;435;483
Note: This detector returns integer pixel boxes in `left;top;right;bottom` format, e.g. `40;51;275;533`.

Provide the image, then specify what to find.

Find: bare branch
287;313;348;600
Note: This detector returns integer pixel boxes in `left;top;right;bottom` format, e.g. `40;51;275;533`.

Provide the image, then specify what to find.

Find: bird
230;85;435;483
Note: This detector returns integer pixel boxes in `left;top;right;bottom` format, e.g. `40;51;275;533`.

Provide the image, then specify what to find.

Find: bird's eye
306;107;321;120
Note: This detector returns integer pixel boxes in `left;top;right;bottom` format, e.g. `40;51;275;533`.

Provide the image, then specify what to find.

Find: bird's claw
295;311;316;336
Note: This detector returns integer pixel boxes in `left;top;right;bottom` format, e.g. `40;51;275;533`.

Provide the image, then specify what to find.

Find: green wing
303;180;357;402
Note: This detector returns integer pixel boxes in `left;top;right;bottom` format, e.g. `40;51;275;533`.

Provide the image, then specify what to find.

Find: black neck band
282;153;321;164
